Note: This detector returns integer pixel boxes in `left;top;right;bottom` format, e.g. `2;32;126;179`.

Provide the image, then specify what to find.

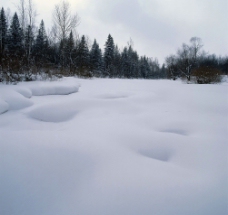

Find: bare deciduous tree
53;1;80;41
166;37;204;82
27;0;37;27
189;37;203;62
16;0;27;33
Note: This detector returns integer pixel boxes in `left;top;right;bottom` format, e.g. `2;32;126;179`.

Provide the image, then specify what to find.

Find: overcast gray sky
2;0;228;63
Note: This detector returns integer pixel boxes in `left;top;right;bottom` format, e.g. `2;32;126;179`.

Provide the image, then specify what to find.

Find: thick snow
28;103;77;122
0;89;33;110
27;81;80;96
0;99;9;114
0;80;80;115
0;78;227;215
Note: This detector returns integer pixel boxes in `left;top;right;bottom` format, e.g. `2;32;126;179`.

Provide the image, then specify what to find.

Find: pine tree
24;25;34;61
66;31;75;74
120;44;139;78
34;20;48;67
0;7;7;58
104;34;114;76
77;35;90;76
130;50;139;78
121;47;130;78
5;12;24;81
66;31;74;54
8;13;23;55
90;39;102;76
22;24;35;80
113;45;121;77
35;20;47;50
139;56;150;78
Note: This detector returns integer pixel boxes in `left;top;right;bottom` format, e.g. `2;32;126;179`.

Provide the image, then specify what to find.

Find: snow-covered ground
0;78;227;215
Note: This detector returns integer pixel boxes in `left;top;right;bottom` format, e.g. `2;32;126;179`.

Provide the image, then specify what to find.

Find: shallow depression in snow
138;147;173;162
0;99;9;114
160;128;188;136
98;93;131;99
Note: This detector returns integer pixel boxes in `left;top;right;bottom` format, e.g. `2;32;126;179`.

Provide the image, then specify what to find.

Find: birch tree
53;1;80;41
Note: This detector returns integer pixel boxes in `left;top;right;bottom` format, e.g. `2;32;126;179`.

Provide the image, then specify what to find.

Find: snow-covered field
0;78;227;215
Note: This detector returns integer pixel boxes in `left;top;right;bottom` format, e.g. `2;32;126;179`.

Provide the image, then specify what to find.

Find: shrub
192;66;221;84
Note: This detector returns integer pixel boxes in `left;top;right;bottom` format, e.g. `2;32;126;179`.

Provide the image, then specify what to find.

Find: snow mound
28;104;77;122
0;99;9;114
15;87;32;98
29;83;79;96
0;90;33;110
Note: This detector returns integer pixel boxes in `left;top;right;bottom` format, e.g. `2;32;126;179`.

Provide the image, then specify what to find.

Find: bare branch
52;1;80;41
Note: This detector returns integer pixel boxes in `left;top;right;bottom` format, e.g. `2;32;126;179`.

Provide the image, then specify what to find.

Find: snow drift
0;78;227;215
0;80;80;115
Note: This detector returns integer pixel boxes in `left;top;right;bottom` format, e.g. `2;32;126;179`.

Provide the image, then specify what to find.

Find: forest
0;0;227;83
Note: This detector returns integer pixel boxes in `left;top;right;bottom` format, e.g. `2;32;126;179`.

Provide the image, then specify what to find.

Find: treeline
0;4;164;83
0;1;227;84
165;37;228;83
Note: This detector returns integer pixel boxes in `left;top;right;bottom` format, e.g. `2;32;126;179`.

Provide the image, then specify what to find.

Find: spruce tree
66;31;75;74
0;7;7;57
139;56;150;78
127;46;139;78
113;45;121;77
77;35;90;76
121;47;130;78
6;12;24;81
90;39;102;76
8;13;23;55
34;20;48;67
21;24;34;80
66;31;74;54
104;34;114;76
24;25;34;61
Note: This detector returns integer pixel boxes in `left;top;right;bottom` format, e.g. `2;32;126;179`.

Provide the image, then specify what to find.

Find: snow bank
0;79;79;115
15;87;32;98
0;89;33;111
29;83;79;96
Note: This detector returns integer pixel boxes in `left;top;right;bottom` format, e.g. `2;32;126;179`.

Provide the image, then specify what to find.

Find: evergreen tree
160;64;167;78
8;13;23;55
24;25;34;61
126;45;136;78
130;50;139;78
23;24;34;80
90;39;102;76
113;45;121;77
139;56;150;78
77;35;90;76
5;12;24;81
0;7;7;58
147;58;161;79
104;34;114;76
121;47;130;78
66;31;75;74
66;31;74;54
34;20;48;67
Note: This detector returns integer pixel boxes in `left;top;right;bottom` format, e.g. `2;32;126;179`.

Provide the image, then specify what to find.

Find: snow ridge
0;80;80;114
